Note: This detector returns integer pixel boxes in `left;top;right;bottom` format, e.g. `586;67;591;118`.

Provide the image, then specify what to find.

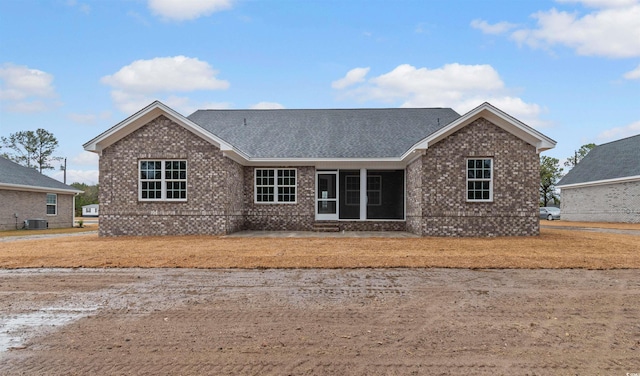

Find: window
255;168;296;203
345;175;360;206
139;160;187;201
366;175;382;206
467;158;493;201
46;193;57;215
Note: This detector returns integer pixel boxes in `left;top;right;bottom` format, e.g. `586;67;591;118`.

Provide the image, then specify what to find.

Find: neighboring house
84;101;556;237
557;134;640;223
0;156;83;231
82;204;99;217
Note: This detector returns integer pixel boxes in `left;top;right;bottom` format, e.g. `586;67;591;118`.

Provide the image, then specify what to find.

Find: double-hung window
139;160;187;201
46;193;57;215
255;168;296;203
467;158;493;202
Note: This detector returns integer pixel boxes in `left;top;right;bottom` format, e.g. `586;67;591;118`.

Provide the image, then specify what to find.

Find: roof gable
411;102;556;154
0;156;82;194
85;101;555;167
83;101;236;155
558;133;640;187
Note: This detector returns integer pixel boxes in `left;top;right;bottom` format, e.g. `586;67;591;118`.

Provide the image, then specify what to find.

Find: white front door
316;172;338;220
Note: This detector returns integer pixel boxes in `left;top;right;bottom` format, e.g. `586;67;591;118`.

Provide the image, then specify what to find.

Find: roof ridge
596;132;640;147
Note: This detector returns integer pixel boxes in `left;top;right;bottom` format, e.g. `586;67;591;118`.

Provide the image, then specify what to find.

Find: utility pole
60;157;67;184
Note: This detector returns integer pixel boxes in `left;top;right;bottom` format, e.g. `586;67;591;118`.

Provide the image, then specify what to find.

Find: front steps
312;221;340;232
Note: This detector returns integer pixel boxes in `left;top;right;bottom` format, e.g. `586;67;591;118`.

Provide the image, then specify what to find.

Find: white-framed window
467;158;493;202
345;175;360;206
46;193;57;215
367;175;382;206
255;168;297;203
139;160;187;201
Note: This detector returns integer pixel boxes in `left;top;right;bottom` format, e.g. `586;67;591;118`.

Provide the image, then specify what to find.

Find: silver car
540;207;561;221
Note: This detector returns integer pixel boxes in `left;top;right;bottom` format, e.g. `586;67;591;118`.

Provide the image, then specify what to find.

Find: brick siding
98;115;244;236
97;115;540;237
418;118;540;236
561;181;640;223
0;190;74;231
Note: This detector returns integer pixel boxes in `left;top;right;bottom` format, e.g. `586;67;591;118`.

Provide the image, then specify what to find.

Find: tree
1;128;61;172
565;143;596;168
71;182;99;217
540;155;563;207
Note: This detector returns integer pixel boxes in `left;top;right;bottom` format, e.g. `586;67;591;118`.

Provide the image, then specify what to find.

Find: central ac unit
25;219;48;230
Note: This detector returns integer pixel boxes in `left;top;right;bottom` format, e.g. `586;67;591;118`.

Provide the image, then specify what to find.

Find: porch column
360;168;367;221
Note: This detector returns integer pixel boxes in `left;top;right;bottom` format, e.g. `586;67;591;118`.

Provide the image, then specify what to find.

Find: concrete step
313;222;341;232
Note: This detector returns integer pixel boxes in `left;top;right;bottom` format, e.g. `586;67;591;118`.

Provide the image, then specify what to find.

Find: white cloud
66;0;91;14
148;0;232;21
68;111;112;124
331;67;370;89
597;120;640;141
250;102;285;109
101;56;229;113
333;63;547;127
0;63;53;99
71;151;99;166
0;63;61;112
509;2;640;58
101;56;229;94
470;19;518;35
623;63;640;79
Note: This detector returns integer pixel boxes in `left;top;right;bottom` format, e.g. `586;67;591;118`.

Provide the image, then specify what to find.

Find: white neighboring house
82;204;99;217
557;134;640;223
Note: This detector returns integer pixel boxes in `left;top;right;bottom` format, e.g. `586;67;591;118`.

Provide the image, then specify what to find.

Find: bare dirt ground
0;222;639;375
0;268;639;375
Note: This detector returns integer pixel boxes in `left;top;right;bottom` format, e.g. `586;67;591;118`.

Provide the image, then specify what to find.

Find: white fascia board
409;102;557;154
0;183;83;195
558;175;640;189
83;101;237;156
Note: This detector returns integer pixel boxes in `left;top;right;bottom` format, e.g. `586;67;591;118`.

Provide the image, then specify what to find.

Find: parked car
540;207;561;220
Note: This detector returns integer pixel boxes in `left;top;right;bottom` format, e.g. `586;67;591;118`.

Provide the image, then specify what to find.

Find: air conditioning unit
25;219;48;230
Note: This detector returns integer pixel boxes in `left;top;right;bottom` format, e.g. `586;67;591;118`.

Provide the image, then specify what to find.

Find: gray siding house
558;134;640;223
0;156;82;231
84;101;556;237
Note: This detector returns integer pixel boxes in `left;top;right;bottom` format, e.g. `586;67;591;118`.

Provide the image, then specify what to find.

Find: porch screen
338;170;404;220
366;170;404;220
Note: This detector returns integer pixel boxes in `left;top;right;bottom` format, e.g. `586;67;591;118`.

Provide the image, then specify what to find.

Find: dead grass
0;227;638;269
541;220;640;230
0;224;98;238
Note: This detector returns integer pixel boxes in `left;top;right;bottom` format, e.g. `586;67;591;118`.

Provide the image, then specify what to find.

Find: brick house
558;134;640;223
0;156;82;231
84;101;555;237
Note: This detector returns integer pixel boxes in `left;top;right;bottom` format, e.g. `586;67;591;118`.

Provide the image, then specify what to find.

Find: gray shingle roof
187;108;461;158
558;133;640;186
0;156;81;193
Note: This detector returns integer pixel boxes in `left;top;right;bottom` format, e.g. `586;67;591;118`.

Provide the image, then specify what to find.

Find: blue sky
1;0;639;185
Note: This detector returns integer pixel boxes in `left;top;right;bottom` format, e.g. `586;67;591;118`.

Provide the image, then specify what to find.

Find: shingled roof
0;156;82;194
558;133;640;187
187;108;461;158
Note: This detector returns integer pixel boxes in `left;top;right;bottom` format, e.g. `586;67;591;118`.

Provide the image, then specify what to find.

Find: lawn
0;223;638;269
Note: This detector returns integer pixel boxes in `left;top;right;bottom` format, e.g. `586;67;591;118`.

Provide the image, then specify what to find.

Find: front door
316;172;338;220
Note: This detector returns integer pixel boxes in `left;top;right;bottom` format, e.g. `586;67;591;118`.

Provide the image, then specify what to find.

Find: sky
0;0;639;185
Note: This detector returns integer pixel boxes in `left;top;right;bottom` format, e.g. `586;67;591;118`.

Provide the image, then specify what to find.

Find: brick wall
0;190;75;231
419;118;540;236
561;181;640;223
98;115;245;236
405;156;423;235
243;166;316;231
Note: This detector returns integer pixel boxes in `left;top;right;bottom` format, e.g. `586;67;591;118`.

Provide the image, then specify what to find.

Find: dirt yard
0;222;639;375
0;268;639;375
